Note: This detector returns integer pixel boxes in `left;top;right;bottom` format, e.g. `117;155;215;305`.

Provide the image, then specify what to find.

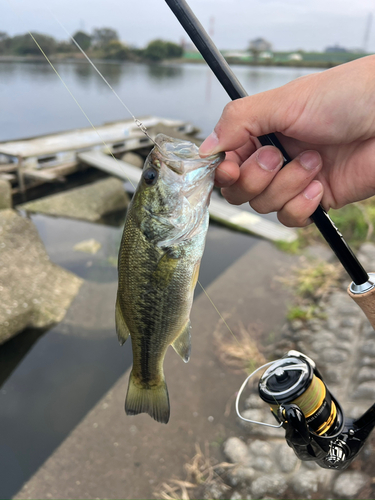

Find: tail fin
125;371;170;424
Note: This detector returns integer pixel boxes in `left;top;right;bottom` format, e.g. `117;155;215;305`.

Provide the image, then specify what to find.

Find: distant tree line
0;28;183;62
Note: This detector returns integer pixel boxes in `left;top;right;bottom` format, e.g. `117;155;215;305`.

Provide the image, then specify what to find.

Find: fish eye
143;167;158;186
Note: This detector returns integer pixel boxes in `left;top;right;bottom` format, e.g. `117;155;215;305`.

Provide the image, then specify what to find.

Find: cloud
2;0;375;52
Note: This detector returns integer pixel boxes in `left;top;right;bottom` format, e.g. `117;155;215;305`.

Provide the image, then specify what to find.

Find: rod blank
165;0;368;285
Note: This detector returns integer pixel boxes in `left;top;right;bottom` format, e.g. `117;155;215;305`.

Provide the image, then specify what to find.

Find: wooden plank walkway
78;150;297;243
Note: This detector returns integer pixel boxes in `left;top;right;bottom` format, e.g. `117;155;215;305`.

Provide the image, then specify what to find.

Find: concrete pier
13;241;295;500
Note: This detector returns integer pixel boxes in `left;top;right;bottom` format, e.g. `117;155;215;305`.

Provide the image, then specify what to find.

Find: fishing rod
165;0;375;327
164;0;373;287
165;0;375;470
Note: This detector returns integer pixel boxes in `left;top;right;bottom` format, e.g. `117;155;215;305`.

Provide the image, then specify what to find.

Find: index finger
214;141;258;187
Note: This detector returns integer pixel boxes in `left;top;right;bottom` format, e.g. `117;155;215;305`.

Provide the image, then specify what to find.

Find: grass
154;443;233;500
279;257;341;322
287;304;326;322
278;200;375;254
213;321;266;374
282;259;342;300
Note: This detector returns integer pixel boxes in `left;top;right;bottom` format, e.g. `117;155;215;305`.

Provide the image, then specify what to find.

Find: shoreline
0;53;368;69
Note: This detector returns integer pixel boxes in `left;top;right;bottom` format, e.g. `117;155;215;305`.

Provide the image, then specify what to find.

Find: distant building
222;50;248;59
325;45;348;53
259;51;273;59
249;38;273;52
288;53;303;61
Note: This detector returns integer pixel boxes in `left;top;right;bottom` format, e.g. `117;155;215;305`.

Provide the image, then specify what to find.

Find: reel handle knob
281;404;311;446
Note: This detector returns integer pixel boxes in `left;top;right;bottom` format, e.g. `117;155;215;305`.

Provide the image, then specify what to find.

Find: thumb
199;86;295;157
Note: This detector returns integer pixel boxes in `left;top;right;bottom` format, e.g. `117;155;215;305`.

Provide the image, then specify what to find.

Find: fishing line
197;280;241;347
26;29;242;347
26;32;136;190
47;10;157;147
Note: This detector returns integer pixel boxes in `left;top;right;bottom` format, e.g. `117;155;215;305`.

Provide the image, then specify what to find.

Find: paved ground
14;241;295;500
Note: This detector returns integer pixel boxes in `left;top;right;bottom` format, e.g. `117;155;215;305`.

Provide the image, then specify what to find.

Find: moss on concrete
0;209;83;344
17;177;129;222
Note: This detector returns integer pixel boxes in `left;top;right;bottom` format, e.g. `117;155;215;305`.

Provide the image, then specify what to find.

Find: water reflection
147;63;183;81
0;325;132;500
0;61;320;142
0;327;48;387
72;61;93;83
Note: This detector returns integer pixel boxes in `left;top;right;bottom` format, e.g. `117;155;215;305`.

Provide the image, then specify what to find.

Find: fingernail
303;180;323;200
299;151;321;170
199;131;219;156
257;147;282;171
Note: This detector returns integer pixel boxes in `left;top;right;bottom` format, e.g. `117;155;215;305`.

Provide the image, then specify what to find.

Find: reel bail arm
236;351;375;470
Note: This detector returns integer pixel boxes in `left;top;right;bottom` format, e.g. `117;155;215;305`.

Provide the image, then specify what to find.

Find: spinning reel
236;351;375;470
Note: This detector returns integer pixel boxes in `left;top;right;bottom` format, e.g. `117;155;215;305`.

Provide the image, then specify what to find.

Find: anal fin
172;321;191;363
115;295;130;345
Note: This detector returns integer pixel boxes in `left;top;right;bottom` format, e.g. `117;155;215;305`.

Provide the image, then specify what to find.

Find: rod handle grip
348;283;375;330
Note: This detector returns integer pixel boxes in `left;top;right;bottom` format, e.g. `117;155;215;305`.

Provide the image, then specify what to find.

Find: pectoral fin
172;321;191;363
115;295;130;345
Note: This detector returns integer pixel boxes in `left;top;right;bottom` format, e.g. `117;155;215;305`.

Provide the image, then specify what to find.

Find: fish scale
115;133;224;423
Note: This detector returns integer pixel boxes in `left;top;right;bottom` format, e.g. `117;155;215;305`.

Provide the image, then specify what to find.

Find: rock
226;466;255;487
360;340;375;357
340;316;361;328
0;179;12;209
357;366;375;383
17;177;129;222
230;492;243;500
335;327;355;341
326;315;340;331
321;347;348;364
361;356;375;367
277;443;299;473
290;319;304;331
295;329;314;341
346;403;369;419
73;239;102;255
333;471;369;498
300;460;318;470
250;456;274;473
121;152;144;169
203;481;229;500
251;474;287;498
238;409;282;438
323;367;343;384
248;439;272;456
223;437;249;464
353;381;375;399
244;393;264;410
0;210;82;343
290;470;318;497
362;322;375;337
306;318;323;331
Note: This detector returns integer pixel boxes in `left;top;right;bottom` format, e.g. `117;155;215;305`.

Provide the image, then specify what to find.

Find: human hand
199;55;375;227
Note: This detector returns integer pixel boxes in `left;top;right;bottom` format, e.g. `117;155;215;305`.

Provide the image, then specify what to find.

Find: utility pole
363;13;372;53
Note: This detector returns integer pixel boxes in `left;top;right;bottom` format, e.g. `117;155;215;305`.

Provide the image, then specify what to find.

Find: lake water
0;60;320;142
0;60;321;498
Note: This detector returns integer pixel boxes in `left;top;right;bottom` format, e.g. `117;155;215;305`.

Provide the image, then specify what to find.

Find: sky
2;0;375;53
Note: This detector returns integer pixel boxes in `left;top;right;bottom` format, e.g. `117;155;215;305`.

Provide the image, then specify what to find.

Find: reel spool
258;354;339;436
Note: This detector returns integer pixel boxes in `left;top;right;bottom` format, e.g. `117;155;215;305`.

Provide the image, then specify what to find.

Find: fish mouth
151;134;224;174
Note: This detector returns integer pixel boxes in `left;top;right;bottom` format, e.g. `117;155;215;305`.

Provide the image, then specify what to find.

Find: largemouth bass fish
116;133;224;424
